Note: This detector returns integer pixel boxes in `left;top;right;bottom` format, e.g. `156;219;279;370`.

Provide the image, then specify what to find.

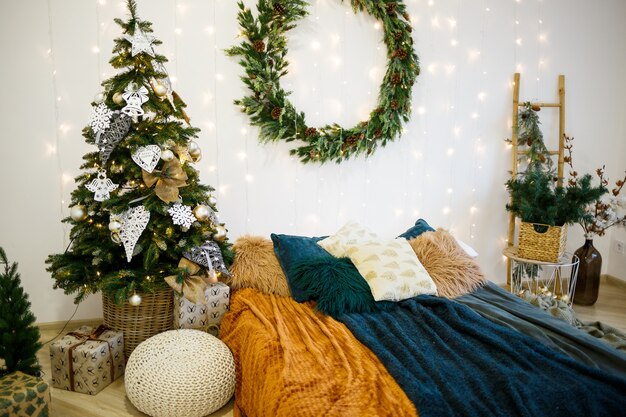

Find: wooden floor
573;277;626;333
36;278;626;417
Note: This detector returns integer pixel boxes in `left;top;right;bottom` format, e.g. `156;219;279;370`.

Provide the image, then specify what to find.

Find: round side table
502;246;579;305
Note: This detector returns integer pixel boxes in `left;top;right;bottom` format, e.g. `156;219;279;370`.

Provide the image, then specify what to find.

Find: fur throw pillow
228;236;291;297
408;229;486;298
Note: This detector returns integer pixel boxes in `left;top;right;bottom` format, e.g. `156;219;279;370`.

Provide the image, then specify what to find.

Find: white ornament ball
153;83;167;97
113;92;125;105
94;92;105;104
188;141;201;156
214;225;227;241
208;196;218;205
161;149;175;162
108;220;122;233
193;205;210;222
70;205;86;221
129;293;142;306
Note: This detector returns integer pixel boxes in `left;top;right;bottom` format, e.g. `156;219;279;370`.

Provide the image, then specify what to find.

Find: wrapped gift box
49;325;125;395
0;371;50;417
174;282;230;336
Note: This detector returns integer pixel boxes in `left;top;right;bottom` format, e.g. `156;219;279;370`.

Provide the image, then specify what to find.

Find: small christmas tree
46;0;233;306
506;103;606;226
0;247;42;378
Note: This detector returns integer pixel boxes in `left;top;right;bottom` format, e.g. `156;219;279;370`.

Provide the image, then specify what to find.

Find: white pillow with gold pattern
345;238;438;302
317;221;378;258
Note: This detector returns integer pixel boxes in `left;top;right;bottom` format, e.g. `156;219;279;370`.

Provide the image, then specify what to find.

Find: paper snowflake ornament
124;24;155;57
115;206;151;262
168;203;196;229
184;241;231;277
152;61;175;108
89;103;113;139
85;171;118;202
122;84;149;118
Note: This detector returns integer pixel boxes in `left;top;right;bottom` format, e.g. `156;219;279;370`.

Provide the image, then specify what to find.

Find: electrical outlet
614;239;625;255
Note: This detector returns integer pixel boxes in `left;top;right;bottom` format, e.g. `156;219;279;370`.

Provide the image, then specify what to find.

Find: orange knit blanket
221;288;418;417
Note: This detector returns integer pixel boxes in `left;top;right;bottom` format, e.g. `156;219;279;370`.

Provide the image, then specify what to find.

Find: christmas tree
46;0;233;306
0;247;42;378
506;103;605;226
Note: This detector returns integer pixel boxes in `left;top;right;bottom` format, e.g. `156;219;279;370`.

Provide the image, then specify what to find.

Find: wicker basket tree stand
103;289;174;359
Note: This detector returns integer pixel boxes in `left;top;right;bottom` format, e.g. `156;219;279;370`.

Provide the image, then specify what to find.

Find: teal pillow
398;218;435;239
291;257;395;317
270;234;330;302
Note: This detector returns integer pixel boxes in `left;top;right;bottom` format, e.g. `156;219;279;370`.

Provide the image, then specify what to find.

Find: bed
220;225;626;417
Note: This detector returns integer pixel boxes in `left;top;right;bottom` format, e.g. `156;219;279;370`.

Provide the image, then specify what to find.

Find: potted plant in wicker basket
505;103;606;262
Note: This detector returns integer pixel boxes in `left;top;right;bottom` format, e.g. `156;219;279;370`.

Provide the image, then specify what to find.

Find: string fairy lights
35;0;564;284
46;0;69;247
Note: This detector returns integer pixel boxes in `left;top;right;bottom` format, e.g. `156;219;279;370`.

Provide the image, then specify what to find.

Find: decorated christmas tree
0;247;42;378
46;0;233;306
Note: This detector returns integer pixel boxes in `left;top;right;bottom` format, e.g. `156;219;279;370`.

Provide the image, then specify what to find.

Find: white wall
1;0;625;323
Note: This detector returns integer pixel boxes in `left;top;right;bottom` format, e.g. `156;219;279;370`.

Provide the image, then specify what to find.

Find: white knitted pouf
125;329;235;417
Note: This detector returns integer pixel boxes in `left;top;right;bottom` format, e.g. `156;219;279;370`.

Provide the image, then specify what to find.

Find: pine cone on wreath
391;73;402;85
374;129;383;138
394;49;408;60
253;40;266;53
394;31;403;41
273;2;285;15
271;107;282;120
345;135;359;147
390;100;399;110
305;127;317;137
387;2;397;15
402;12;410;21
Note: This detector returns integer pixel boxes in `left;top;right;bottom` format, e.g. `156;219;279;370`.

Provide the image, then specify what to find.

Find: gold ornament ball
161;149;175;162
70;205;87;221
188;141;201;156
193;204;210;221
112;92;125;105
191;150;202;163
111;233;122;244
108;220;122;233
153;83;167;97
213;225;227;241
208;196;218;205
208;270;220;283
128;293;142;306
94;92;105;104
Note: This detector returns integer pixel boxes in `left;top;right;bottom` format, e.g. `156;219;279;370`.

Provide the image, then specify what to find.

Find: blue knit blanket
339;296;626;417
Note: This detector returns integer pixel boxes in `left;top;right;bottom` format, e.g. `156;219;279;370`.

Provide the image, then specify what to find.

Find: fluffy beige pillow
318;221;378;257
345;238;437;302
228;236;291;297
408;229;486;298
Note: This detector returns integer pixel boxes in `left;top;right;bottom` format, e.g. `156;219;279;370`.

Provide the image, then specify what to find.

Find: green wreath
226;0;420;164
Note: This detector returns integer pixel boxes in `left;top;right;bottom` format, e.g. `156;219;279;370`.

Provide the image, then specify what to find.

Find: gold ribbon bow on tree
142;158;188;203
164;258;209;304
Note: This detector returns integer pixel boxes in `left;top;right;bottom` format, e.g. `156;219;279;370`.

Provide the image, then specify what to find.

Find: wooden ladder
506;73;566;287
